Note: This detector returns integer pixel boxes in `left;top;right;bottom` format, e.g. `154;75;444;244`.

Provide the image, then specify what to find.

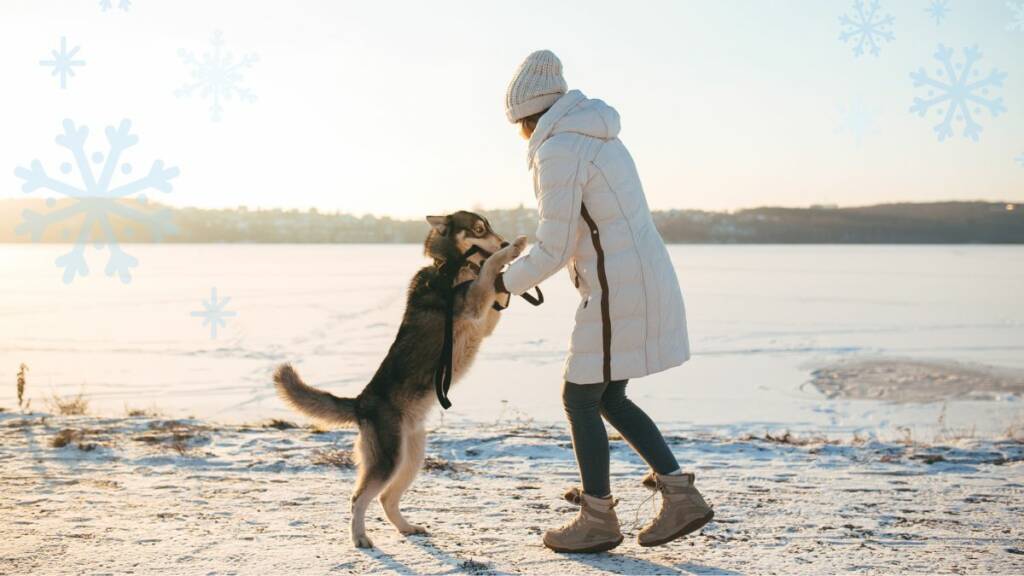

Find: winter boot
637;472;714;547
543;492;624;553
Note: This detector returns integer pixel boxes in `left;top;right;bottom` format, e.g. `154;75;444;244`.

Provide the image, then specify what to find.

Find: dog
273;210;526;548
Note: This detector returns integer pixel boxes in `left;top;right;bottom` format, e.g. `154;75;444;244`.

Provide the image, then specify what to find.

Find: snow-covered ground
2;244;1023;573
2;413;1022;575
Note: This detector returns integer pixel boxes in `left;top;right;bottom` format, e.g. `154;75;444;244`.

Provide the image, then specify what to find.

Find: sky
1;0;1022;219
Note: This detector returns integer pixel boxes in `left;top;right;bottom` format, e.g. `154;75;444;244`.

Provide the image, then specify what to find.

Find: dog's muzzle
464;241;508;260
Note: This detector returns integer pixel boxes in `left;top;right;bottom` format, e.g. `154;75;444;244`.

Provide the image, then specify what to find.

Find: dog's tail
273;363;358;426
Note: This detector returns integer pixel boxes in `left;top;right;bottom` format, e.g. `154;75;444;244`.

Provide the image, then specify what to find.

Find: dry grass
46;390;89;416
741;431;838;447
1003;416;1024;443
422;455;467;474
263;419;298;430
133;420;208;455
311;448;355;469
125;404;162;418
51;428;97;451
310;449;468;474
16;363;28;410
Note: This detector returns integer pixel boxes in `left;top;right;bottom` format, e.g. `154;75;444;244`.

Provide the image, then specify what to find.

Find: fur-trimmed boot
543;492;624;553
637;472;714;547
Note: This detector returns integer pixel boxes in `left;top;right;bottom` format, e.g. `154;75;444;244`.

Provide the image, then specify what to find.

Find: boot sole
544;535;624;554
638;510;714;548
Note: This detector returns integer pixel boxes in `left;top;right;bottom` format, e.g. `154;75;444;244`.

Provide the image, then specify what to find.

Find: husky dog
274;211;526;548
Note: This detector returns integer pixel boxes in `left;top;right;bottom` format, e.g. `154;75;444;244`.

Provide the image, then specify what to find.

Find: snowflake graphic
191;287;237;339
1009;1;1024;31
1016;153;1024;167
14;119;179;284
925;0;950;25
839;0;895;58
176;31;258;122
40;37;85;89
835;99;879;145
99;0;131;12
909;45;1007;142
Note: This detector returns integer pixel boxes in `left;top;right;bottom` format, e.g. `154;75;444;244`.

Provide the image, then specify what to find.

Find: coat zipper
580;203;611;384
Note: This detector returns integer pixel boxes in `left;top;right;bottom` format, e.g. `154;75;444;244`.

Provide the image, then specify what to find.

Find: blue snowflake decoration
14;120;179;284
1016;153;1024;167
99;0;131;12
191;287;237;339
925;0;950;25
176;31;258;122
40;37;85;90
835;99;879;145
839;0;895;58
909;45;1007;142
1009;1;1024;31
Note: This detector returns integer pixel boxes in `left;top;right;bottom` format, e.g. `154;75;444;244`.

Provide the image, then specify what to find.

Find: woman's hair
518;109;548;139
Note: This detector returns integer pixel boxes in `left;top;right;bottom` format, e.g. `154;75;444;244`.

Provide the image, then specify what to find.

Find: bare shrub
16;363;28;410
46;390;89;416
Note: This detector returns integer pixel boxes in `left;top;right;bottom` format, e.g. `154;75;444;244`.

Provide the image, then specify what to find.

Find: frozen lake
1;244;1022;439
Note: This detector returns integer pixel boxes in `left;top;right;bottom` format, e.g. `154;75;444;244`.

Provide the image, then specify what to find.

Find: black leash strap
435;285;456;410
434;281;544;410
520;287;544;306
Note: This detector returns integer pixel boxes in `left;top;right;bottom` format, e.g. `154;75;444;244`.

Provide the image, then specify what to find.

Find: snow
1;413;1021;574
1;244;1023;573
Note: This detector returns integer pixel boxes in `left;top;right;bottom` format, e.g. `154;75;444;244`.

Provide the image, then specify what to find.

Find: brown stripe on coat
580;203;611;383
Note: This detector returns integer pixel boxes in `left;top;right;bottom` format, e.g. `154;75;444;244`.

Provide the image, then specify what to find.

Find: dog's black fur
274;210;525;548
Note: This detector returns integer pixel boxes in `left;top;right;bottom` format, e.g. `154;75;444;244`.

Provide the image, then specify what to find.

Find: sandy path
2;413;1022;575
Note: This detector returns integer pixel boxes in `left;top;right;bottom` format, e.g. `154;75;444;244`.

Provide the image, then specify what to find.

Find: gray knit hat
505;50;567;123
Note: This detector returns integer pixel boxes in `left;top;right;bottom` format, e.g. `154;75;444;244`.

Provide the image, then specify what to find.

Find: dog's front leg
462;236;526;318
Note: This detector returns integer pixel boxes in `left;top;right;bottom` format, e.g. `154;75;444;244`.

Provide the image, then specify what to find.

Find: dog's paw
399;524;428;536
510;235;527;258
352;533;374;548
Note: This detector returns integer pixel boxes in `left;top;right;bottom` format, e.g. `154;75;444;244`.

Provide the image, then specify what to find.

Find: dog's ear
425;215;448;234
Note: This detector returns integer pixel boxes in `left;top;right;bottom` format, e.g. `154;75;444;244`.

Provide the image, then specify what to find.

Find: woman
495;50;713;553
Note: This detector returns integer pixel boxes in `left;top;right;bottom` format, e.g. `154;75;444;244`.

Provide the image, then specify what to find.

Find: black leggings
562;380;680;498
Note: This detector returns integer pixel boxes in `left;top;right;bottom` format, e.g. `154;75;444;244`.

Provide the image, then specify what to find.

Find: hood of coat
527;90;621;166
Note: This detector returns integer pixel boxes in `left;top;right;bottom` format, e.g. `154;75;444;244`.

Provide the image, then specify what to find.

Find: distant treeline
0;200;1020;244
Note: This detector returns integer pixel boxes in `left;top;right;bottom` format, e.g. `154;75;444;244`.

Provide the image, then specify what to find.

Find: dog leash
434;250;543;410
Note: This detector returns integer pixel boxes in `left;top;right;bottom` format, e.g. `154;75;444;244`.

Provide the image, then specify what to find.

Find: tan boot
543;492;624;553
637;472;714;547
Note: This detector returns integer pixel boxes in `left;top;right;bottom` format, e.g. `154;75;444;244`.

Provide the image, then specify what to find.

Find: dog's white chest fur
451;307;501;381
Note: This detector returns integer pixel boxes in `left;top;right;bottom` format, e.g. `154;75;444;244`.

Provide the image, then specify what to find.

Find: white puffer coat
501;90;690;385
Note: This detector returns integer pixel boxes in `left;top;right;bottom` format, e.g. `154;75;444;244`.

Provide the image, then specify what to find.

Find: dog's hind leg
350;420;400;548
380;425;427;536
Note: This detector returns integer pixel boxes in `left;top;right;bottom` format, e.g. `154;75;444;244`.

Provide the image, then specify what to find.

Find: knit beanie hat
505;50;567;123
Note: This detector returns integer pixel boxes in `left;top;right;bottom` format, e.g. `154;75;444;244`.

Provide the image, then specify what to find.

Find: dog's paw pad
352;534;374;548
400;524;428;536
